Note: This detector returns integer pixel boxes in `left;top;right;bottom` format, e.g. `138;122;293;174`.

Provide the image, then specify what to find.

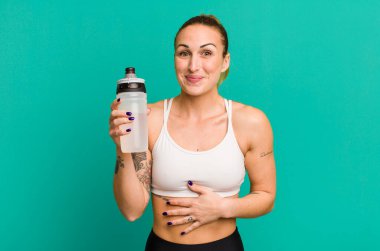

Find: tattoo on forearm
260;150;273;157
114;155;124;174
131;152;146;172
132;152;152;193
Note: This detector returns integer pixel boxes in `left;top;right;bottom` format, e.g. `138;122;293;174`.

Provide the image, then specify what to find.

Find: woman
110;15;276;251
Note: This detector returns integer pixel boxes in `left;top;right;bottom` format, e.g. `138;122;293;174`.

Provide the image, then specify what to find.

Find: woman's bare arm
113;148;152;221
110;99;157;222
221;106;276;218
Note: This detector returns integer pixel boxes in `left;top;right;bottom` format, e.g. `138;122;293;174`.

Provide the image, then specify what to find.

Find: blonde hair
175;14;230;87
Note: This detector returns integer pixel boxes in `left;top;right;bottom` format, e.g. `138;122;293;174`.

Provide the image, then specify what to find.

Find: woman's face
174;24;230;96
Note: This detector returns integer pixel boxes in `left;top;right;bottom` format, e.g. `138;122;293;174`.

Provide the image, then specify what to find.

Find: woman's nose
188;55;200;72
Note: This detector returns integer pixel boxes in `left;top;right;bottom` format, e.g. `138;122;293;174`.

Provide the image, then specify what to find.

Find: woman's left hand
163;181;228;235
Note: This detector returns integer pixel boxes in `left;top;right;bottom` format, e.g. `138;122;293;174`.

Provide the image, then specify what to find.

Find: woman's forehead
176;24;223;47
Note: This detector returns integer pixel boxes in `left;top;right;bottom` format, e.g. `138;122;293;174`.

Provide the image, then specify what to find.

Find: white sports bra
151;98;245;197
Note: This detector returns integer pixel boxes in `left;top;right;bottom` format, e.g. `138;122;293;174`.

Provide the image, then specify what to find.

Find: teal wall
1;1;379;250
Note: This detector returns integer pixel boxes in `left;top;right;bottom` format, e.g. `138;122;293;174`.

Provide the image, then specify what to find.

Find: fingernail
167;222;173;226
126;112;132;116
117;98;120;102
181;232;186;235
162;212;168;216
188;180;193;186
166;201;170;205
126;128;132;132
128;117;135;121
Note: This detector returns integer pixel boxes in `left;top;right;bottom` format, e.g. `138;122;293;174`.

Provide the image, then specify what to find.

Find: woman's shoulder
231;100;268;121
147;98;172;126
147;99;165;122
148;99;165;111
147;100;166;144
230;100;272;133
148;97;175;112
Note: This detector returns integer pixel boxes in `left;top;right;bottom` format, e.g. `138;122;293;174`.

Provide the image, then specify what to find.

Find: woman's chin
179;79;217;96
182;85;217;97
179;84;200;95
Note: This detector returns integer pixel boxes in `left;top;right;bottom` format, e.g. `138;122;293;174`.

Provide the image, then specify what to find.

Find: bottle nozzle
125;67;135;75
125;67;136;78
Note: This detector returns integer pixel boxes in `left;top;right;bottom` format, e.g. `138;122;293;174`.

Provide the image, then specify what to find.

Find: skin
110;24;276;244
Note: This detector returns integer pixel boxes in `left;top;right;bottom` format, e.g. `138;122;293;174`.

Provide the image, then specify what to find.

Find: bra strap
227;99;233;127
223;98;232;132
163;98;173;125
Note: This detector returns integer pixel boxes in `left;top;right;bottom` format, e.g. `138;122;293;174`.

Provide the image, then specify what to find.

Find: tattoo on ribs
132;152;152;193
114;155;125;174
156;195;169;202
260;150;273;157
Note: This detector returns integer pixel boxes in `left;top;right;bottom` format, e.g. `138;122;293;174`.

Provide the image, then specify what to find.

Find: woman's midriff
151;193;238;244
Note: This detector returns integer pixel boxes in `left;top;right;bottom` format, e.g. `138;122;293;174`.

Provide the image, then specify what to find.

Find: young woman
109;15;276;251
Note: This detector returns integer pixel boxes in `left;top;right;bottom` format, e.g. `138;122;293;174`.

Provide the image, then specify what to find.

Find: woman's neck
173;91;225;120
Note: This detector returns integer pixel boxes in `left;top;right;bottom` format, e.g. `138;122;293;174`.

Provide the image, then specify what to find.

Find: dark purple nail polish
128;117;135;121
126;112;132;116
166;201;170;205
117;98;120;102
167;222;173;226
126;128;132;132
181;232;186;235
162;212;168;216
188;180;193;186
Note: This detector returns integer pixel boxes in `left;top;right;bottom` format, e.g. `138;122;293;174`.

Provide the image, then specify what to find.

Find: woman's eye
202;50;213;56
178;51;190;57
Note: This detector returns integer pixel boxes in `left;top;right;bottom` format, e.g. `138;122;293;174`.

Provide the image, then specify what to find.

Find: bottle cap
116;67;146;94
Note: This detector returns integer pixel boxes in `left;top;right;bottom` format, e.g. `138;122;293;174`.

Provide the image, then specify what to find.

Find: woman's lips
185;75;203;84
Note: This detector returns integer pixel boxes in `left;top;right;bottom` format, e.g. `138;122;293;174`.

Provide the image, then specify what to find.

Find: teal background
1;0;379;250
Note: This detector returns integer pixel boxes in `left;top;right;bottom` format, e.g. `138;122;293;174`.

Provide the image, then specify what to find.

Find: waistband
145;227;244;251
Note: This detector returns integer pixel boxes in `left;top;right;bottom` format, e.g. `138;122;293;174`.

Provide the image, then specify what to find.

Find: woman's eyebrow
200;43;216;48
176;43;217;49
176;44;189;48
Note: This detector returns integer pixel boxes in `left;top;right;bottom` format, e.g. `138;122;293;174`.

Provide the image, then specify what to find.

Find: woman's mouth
185;75;203;84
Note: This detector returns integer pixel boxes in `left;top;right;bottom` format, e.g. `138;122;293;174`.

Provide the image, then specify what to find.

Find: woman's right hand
108;98;151;148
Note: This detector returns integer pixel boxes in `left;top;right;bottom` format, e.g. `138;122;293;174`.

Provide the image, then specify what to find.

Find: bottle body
116;67;148;153
117;92;148;153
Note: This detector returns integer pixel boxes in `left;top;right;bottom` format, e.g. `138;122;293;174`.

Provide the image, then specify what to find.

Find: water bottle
116;67;148;153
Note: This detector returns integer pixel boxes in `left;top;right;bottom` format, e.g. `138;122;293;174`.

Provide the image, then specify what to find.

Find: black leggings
145;227;244;251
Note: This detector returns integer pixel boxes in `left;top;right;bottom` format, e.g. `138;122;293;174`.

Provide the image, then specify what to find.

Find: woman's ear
221;53;230;72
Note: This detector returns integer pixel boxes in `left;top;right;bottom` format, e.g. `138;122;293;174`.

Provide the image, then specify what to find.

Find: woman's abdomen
151;193;238;244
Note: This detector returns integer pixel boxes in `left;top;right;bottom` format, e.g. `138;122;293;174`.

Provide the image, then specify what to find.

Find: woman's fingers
166;198;193;208
109;126;132;137
163;208;193;226
180;221;202;236
111;116;134;128
109;110;133;124
110;98;121;111
110;109;133;118
164;208;192;217
109;98;135;147
166;215;196;226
